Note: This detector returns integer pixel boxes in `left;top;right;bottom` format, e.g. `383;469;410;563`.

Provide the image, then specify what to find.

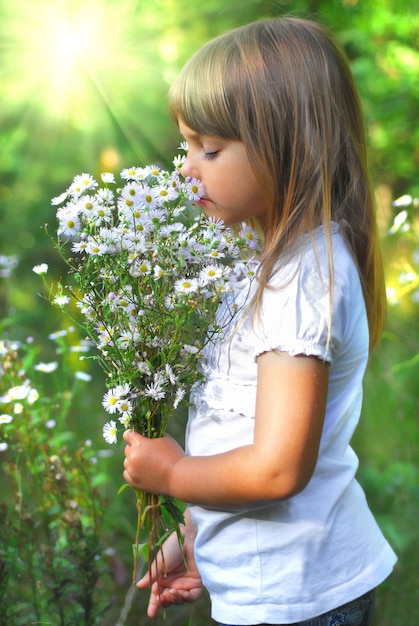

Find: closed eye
203;151;219;161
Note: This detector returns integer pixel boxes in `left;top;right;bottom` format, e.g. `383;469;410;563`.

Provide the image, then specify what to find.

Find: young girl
123;17;397;626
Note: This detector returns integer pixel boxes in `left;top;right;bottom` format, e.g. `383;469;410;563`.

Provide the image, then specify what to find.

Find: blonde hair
169;17;386;351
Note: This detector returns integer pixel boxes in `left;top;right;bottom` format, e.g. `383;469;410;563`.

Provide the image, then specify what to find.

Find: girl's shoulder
270;221;357;288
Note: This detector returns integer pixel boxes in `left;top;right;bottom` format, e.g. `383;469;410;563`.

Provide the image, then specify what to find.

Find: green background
1;0;418;624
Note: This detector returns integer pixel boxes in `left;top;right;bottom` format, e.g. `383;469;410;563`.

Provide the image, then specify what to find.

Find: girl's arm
123;350;329;507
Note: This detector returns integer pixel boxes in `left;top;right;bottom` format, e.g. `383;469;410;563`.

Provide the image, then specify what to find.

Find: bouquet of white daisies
41;150;259;580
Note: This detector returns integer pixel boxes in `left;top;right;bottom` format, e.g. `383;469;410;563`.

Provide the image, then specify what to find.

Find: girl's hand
123;429;185;495
137;512;202;618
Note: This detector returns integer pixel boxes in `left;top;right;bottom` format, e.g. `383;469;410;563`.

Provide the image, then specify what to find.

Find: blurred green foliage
1;0;418;624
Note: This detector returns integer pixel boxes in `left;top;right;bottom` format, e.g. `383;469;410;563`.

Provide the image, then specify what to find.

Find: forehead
178;120;217;143
178;120;198;139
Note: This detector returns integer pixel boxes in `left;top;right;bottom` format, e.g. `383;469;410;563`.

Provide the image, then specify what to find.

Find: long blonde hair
169;17;386;351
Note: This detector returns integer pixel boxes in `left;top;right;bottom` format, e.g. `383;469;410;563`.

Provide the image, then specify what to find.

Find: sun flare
0;0;167;122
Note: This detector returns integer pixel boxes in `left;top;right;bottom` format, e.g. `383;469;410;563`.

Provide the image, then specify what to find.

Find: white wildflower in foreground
6;384;30;401
102;388;120;414
389;209;409;235
101;172;116;184
174;277;199;295
0;414;13;424
102;420;118;444
70;173;98;196
27;389;39;404
75;371;92;381
34;361;58;373
53;295;71;307
33;263;49;275
393;194;412;208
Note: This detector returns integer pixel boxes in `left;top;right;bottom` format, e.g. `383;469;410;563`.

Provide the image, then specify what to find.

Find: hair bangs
168;39;240;140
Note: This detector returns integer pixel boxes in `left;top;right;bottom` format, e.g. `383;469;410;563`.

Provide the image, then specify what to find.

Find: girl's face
179;121;269;230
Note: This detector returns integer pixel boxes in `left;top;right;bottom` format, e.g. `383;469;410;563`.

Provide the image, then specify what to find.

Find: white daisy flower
117;330;139;350
144;381;166;401
117;398;133;419
149;165;161;178
85;239;107;255
121;182;144;203
199;264;223;285
164;364;178;385
34;361;58;373
147;208;167;226
393;194;412;208
97;328;114;348
103;420;118;444
71;240;89;253
185;177;203;201
0;414;13;424
164;294;176;309
28;389;39;404
76;195;99;217
13;403;24;414
75;371;92;381
69;173;98;197
135;360;152;376
126;303;138;320
53;295;71;307
135;259;152;275
118;415;131;427
140;186;158;209
48;329;68;339
181;344;199;355
7;384;30;401
102;389;120;414
173;154;186;168
114;383;132;397
33;263;49;275
57;207;81;238
121;166;151;181
239;224;260;249
207;249;225;260
154;264;164;279
101;172;116;184
155;185;178;203
389;210;409;234
174;277;199;295
51;191;69;205
97;188;114;204
173;387;186;409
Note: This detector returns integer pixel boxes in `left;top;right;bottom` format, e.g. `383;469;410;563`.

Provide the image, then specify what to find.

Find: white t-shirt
186;223;397;625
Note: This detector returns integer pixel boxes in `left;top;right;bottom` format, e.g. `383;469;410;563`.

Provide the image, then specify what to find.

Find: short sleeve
251;240;349;364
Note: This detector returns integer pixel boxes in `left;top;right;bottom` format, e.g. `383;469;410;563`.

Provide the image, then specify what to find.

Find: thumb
123;428;135;444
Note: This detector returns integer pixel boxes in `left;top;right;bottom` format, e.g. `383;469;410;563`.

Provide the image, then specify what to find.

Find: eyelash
203;151;219;161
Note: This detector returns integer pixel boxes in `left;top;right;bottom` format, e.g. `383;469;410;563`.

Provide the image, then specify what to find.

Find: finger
146;583;166;618
122;428;134;444
137;572;153;588
147;596;161;618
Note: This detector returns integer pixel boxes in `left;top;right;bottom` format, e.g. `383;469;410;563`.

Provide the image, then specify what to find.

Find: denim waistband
217;588;376;626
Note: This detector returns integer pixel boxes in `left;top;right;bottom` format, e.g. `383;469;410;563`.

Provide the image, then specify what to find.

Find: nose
180;153;197;179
